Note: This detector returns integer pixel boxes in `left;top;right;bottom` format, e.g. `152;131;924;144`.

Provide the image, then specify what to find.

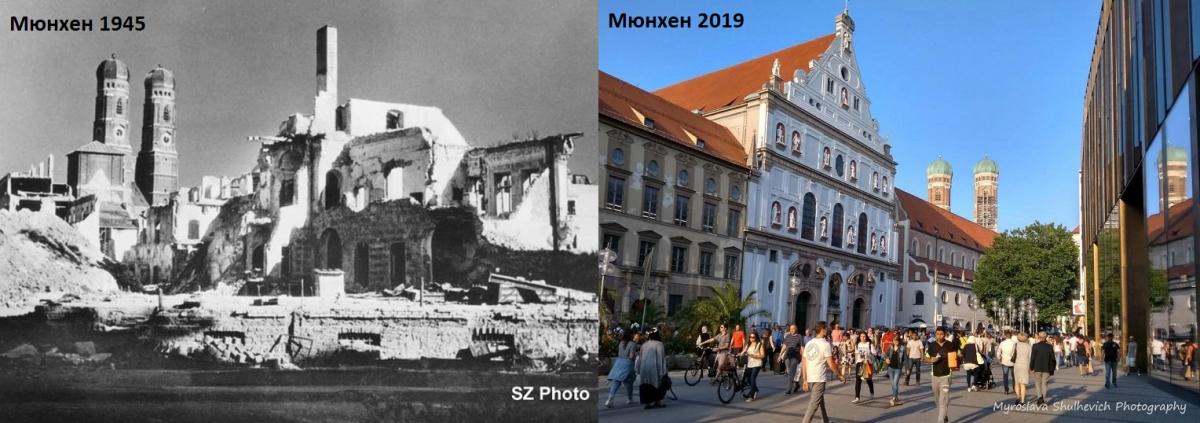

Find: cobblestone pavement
596;362;1200;422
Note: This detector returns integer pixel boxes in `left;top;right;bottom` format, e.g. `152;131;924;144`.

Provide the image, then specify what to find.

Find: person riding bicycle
712;324;733;378
696;325;718;375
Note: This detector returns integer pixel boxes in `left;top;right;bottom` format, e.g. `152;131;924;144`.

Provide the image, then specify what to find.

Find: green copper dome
973;155;998;174
927;156;953;177
1166;145;1189;162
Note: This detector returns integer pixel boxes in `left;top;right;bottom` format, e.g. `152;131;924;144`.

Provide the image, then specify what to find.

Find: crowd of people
602;319;1160;422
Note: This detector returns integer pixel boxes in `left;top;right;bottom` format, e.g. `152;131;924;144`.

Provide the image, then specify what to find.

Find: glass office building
1080;0;1200;392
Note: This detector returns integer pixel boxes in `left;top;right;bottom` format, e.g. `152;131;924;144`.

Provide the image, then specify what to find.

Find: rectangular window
638;240;656;268
769;249;778;262
642;185;660;219
701;202;716;232
699;251;714;276
670;245;688;273
605;175;625;210
668;295;684;317
673;195;689;226
826;78;834;93
898;288;903;311
724;254;740;279
853;97;860;111
567;200;576;215
726;208;741;237
602;233;621;255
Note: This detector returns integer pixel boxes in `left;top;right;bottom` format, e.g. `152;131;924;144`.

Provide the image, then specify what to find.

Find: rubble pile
170;196;255;293
0;210;118;315
1;341;113;366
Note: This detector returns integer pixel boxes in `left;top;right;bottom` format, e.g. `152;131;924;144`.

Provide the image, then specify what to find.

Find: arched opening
831;204;844;247
857;213;868;254
431;211;479;284
801;193;816;240
354;243;369;288
795;291;812;330
320;229;342;269
324;170;342;210
251;245;265;272
827;273;842;322
852;298;865;329
915;291;925;305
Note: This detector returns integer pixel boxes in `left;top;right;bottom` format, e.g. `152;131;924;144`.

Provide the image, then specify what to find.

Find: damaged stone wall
170;195;257;293
295;200;436;293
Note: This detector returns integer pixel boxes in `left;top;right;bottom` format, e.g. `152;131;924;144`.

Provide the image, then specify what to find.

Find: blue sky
600;0;1100;232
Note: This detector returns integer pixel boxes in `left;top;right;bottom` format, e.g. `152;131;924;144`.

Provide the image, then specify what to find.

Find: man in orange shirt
830;323;844;344
732;324;746;354
881;329;896;356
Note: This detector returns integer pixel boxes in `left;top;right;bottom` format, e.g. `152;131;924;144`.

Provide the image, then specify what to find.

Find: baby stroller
973;364;995;390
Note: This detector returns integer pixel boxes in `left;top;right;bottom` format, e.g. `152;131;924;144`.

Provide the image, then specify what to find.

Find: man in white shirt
801;321;845;423
905;331;925;385
998;330;1017;395
1065;334;1078;367
1151;336;1165;371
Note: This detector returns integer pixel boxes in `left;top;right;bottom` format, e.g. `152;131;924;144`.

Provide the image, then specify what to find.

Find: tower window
386;110;403;130
163;107;171;122
116;99;124;115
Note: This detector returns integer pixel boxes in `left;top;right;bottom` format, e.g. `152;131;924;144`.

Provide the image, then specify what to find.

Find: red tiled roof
896;188;997;252
599;71;748;169
654;34;836;112
1148;199;1193;245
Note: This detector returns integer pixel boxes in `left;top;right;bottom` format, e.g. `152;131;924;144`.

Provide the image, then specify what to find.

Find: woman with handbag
853;332;876;403
635;330;667;409
884;339;903;406
604;330;638;408
962;335;983;392
744;332;765;402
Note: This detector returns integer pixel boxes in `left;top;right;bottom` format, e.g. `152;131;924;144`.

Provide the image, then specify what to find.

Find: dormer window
775;123;786;147
696;139;706;149
643;117;656;129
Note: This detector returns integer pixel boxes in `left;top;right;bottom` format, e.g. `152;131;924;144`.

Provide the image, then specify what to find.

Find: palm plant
682;283;771;335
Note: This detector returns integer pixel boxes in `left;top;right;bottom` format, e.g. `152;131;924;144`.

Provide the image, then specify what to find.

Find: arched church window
116;99;124;115
163;106;171;122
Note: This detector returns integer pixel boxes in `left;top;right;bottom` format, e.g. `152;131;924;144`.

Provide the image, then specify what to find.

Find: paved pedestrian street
596;364;1200;422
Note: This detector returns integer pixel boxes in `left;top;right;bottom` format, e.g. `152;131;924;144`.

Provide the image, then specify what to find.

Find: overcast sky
0;0;598;186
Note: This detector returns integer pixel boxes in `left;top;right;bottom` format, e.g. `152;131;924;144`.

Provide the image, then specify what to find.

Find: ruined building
159;25;594;294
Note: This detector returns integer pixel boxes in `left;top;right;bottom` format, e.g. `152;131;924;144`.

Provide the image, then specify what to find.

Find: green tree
974;222;1079;328
624;300;666;327
680;283;771;335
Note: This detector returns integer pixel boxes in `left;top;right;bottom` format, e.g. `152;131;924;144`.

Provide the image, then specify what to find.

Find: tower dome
973;155;998;174
927;156;953;177
144;66;174;88
1166;145;1188;162
96;54;129;81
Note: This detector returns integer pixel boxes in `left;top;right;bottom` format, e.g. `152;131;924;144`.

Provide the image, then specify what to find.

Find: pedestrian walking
1183;340;1197;381
743;332;765;401
1030;331;1055;405
1013;332;1032;405
605;330;638;407
782;324;804;394
852;332;876;403
1053;336;1064;368
905;330;924;385
1102;333;1120;388
999;330;1016;395
1126;336;1138;375
635;330;667;409
1151;336;1165;372
924;327;958;423
962;335;984;391
884;339;902;406
772;324;785;374
801;321;845;423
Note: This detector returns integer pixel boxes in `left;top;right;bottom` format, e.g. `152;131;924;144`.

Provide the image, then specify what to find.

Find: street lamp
991;299;999;330
1006;297;1014;329
1029;299;1037;333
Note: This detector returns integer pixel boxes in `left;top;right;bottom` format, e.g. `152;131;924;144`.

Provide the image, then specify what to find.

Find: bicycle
684;347;714;386
715;354;750;404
